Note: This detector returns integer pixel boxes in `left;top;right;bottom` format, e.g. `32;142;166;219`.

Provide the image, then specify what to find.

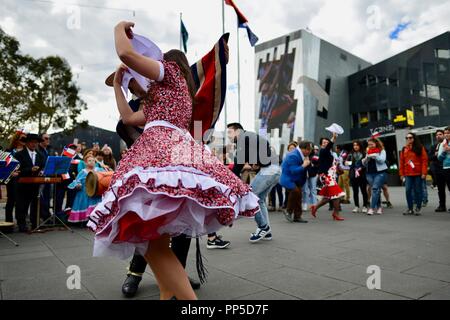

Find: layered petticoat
87;122;259;260
318;164;346;200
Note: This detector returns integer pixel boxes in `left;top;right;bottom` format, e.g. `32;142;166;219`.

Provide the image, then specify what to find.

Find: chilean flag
190;33;229;141
62;147;76;158
225;0;259;46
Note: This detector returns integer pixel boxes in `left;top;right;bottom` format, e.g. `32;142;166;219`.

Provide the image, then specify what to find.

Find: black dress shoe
122;274;142;298
18;226;29;233
435;207;447;212
293;218;308;223
189;277;201;290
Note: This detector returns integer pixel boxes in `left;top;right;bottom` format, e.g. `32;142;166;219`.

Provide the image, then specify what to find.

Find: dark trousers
128;234;193;274
270;183;284;208
55;184;77;214
286;187;302;219
351;177;369;208
436;168;450;209
40;184;51;220
5;178;18;222
16;184;40;228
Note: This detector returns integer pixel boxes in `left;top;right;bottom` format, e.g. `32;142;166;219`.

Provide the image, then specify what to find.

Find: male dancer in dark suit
14;134;46;232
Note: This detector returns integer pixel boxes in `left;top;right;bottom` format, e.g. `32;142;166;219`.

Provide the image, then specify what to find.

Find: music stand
32;156;74;233
0;160;20;246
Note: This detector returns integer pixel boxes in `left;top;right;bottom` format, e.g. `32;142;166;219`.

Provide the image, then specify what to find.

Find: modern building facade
254;30;450;167
254;29;371;154
348;31;450;165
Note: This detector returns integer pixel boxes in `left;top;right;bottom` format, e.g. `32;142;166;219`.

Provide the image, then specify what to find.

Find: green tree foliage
0;27;86;144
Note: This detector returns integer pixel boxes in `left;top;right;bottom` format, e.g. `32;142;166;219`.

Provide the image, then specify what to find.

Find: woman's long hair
163;49;196;101
367;138;384;150
8;132;25;150
407;132;424;156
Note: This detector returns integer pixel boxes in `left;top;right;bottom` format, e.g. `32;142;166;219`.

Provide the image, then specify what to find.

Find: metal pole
237;21;241;123
222;0;227;128
179;12;182;51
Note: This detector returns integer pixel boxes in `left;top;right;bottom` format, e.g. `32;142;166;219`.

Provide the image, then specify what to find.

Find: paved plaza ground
1;186;450;300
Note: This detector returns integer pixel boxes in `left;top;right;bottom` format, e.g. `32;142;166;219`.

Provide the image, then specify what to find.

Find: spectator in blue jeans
362;138;388;215
400;132;428;216
227;123;281;243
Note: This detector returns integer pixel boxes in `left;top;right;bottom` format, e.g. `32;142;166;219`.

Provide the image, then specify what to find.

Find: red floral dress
318;158;346;200
88;60;259;259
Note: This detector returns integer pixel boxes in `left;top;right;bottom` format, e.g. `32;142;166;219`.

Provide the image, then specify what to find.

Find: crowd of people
214;126;450;227
1;130;118;232
2;20;450;301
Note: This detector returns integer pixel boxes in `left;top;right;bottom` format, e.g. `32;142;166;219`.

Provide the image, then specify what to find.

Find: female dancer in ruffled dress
310;132;346;221
87;21;259;300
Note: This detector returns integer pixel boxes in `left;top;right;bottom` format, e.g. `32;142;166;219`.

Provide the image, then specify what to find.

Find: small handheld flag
62;147;76;158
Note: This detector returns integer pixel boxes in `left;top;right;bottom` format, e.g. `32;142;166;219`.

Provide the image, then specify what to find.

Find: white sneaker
367;209;374;215
362;207;368;213
376;207;383;215
352;207;360;213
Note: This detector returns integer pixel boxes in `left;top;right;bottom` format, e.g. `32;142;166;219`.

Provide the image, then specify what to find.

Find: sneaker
435;207;446;212
207;236;231;249
367;209;374;215
376;207;383;215
352;207;360;213
414;207;422;216
386;202;393;209
249;225;271;243
403;209;414;215
263;232;273;241
362;207;368;213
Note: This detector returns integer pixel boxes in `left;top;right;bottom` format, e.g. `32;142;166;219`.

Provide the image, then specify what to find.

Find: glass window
427;85;441;100
413;104;427;117
435;49;450;59
438;62;448;73
428;105;440;116
352;113;359;128
360;112;369;128
424;63;437;84
379;109;389;121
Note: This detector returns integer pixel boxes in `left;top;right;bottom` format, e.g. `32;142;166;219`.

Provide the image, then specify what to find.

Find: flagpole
236;20;241;124
222;0;227;129
179;12;182;51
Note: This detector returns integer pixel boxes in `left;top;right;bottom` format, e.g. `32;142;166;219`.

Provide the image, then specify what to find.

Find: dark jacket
232;131;278;176
318;141;334;174
429;143;443;171
14;148;46;177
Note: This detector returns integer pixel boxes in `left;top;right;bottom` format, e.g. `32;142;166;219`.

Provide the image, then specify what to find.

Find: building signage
393;109;414;128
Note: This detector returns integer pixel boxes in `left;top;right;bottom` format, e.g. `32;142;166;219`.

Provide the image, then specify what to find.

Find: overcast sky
1;0;449;133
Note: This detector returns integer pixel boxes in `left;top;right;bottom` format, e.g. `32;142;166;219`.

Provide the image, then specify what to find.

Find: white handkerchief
121;34;163;97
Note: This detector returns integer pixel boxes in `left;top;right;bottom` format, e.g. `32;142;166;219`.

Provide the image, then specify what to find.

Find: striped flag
225;0;259;46
190;33;229;140
62;147;76;158
61;173;71;180
0;151;13;166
